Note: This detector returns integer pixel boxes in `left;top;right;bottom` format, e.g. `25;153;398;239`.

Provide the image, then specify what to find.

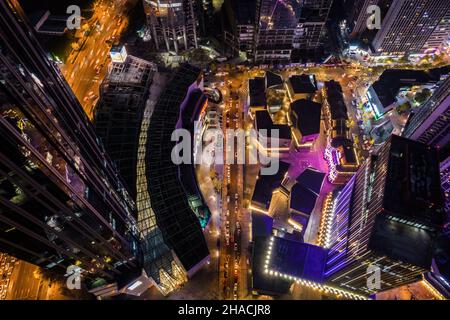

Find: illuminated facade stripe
263;237;369;300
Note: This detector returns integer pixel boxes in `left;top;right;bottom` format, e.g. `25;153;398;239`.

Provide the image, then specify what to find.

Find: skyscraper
94;49;157;199
402;75;450;235
222;0;257;56
145;64;210;280
325;135;445;295
196;0;214;37
423;8;450;52
371;0;450;56
347;0;382;38
403;76;450;150
254;0;333;63
440;157;450;222
143;0;199;53
0;0;141;286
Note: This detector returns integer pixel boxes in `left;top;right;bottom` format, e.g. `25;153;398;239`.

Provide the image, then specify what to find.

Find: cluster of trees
414;88;432;105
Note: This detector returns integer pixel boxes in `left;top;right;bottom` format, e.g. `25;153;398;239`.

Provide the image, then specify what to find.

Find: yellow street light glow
421;278;446;300
249;204;270;215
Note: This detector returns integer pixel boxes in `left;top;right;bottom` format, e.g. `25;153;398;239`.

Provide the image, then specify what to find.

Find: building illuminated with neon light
440;157;450;223
324;140;360;185
322;81;360;184
325;135;445;295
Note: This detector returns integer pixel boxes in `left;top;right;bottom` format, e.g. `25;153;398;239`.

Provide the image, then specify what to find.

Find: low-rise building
289;99;322;150
286;74;318;102
248;77;267;112
322;81;360;184
265;71;284;89
288;168;326;233
366;67;450;118
254;110;292;156
250;161;290;214
323;80;350;139
324;138;360;185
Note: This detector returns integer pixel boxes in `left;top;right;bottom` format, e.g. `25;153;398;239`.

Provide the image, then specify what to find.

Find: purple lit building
441;157;450;224
403;76;450;150
323;81;360;184
324;139;360;184
250;161;290;214
253;110;292;155
325;135;445;296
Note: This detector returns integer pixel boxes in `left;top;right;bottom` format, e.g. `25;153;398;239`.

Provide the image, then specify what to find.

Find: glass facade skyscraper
0;0;141;286
94;54;157;200
403;76;450;150
372;0;450;55
325;135;445;295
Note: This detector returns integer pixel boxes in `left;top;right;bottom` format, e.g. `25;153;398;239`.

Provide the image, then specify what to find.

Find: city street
204;63;377;300
60;0;129;119
1;0;449;305
219;93;248;300
1;254;71;300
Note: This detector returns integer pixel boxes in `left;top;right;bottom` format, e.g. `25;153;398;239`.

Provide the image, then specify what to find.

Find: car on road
87;91;98;100
94;65;103;74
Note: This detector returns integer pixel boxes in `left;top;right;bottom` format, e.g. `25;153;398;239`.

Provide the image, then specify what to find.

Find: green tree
414;88;432;104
